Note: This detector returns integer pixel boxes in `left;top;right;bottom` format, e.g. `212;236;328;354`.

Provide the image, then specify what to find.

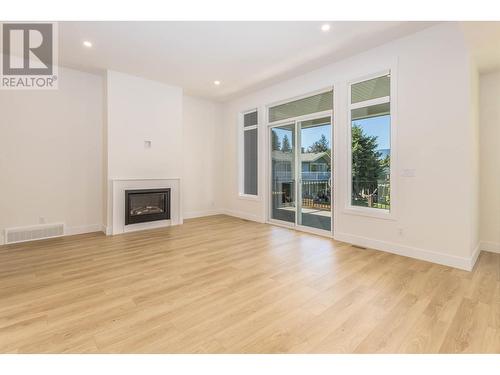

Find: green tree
281;134;291;152
308;134;329;153
379;154;391;206
271;130;281;151
380;154;390;174
351;124;384;206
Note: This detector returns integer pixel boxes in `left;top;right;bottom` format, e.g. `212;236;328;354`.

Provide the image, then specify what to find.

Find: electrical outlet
39;217;46;224
398;228;404;236
144;140;152;149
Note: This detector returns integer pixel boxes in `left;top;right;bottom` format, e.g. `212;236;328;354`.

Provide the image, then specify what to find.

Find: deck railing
272;179;391;211
274;171;331;181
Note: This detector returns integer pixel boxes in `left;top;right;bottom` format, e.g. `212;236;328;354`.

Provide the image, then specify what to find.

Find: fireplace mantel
107;178;182;235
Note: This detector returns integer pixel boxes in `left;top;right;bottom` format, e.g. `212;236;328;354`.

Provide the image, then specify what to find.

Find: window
349;73;391;211
241;109;258;196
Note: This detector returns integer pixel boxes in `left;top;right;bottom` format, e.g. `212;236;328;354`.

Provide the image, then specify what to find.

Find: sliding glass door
270;116;332;233
298;117;332;231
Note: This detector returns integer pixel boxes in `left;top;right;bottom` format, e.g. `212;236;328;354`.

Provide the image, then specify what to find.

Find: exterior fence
351;180;390;209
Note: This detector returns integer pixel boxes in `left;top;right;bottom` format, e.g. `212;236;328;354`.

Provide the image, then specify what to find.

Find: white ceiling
59;21;437;101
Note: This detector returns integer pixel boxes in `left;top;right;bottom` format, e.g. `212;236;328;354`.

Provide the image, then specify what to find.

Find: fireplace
125;188;171;225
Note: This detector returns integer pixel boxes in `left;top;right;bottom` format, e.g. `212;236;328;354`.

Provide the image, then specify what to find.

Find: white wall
0;67;104;244
182;95;223;218
479;71;500;252
0;24;485;269
220;23;479;270
105;70;183;229
105;71;225;226
0;68;224;242
106;70;183;180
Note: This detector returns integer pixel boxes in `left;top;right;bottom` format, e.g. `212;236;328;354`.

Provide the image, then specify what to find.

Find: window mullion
349;96;390;110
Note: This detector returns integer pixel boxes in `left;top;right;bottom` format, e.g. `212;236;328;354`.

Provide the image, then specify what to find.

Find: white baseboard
334;231;478;271
470;242;481;270
184;210;221;219
65;224;104;236
480;241;500;253
219;211;478;271
3;213;486;273
220;209;265;223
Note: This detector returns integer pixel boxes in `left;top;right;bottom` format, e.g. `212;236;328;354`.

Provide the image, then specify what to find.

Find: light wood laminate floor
1;215;499;353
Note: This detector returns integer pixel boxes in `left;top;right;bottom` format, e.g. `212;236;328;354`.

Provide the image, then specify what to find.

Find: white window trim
345;68;397;220
238;108;260;200
350;96;390;110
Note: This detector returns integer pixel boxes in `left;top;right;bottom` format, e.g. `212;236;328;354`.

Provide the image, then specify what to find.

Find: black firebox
125;188;171;225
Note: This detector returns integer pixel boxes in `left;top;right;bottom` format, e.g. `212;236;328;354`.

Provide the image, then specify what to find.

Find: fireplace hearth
125;188;171;225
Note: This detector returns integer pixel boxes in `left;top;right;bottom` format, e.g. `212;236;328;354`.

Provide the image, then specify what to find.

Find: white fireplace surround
110;178;182;235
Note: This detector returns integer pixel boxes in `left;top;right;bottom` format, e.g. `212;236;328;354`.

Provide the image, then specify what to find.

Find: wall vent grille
4;223;64;244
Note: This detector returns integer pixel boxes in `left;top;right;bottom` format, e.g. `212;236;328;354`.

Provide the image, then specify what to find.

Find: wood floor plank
0;215;498;353
439;298;491;353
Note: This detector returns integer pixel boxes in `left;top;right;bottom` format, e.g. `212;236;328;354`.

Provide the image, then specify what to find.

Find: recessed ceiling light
83;41;92;48
213;80;221;86
321;24;331;32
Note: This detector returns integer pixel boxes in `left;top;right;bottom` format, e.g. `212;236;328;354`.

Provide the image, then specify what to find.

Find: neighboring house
272;151;331;182
272;151;331;207
301;152;331;180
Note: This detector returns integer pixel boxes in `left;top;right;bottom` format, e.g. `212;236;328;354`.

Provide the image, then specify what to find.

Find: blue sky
272;127;294;150
301;124;331;150
352;115;390;151
272;115;390;152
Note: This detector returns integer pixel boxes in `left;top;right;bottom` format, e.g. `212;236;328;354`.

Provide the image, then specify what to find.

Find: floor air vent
5;223;64;244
